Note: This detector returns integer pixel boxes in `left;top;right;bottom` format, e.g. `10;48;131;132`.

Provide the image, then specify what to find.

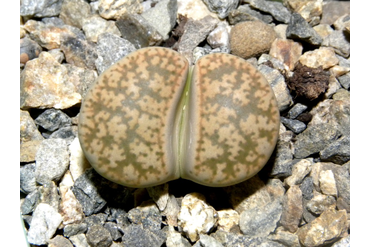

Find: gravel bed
20;0;350;246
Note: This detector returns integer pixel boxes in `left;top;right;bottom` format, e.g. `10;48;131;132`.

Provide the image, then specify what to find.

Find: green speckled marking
78;47;279;188
182;53;280;186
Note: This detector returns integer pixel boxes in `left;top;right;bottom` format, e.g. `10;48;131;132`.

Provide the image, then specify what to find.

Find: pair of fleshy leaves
78;47;280;188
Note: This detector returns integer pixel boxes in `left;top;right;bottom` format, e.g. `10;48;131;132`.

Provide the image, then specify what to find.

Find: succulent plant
78;47;280;188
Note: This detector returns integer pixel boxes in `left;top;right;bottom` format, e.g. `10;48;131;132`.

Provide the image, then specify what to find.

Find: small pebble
269;38;303;71
202;0;238;19
286;13;323;46
280;117;306;134
287;103;308;119
230;21;277;59
299;47;339;69
98;0;142;19
59;0;92;29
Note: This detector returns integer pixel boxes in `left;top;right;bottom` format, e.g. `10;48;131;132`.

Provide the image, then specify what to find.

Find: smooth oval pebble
78;47;280;188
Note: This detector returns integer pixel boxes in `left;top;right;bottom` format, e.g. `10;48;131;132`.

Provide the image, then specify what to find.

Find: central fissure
173;66;193;178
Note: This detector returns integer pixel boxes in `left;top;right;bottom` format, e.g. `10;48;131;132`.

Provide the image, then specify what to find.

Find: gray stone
294;123;341;158
300;176;314;200
86;224;113;247
35;108;71;132
95;33;136;74
228;4;273;25
21;189;40;215
71;171;107;216
203;0;238;19
27;203;63;245
71;168;132;216
49;125;78;141
320;135;350;165
35;139;69;184
244;0;291;23
104;222;123;241
269;141;295;178
60;36;98;70
287;103;308;119
239;199;282;237
178;15;219;63
294;99;350;159
141;0;178;39
286;13;323;46
336;55;350;68
48;49;65;63
20;37;43;64
85;213;109;227
122;224;166;247
82;15;121;43
116;13;163;49
268;228;300;247
322;30;350;58
280;117;306;134
166;226;192;247
59;0;92;29
69;233;90;247
198;234;224;247
127;207;162;231
20;110;44;143
20;163;38;194
20;0;63;17
321;1;350;26
63;223;88;238
338;73;350;89
258;65;293;112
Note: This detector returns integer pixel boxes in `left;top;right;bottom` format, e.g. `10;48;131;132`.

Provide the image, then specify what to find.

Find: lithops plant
78;47;279;188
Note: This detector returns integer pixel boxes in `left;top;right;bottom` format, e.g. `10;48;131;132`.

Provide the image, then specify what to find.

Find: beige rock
177;0;218;21
59;184;85;225
24;20;77;50
284;0;323;25
274;24;288;39
297;209;348;246
178;193;218;242
217;209;240;232
319;170;338;197
330;66;350;78
269;38;303;71
98;0;142;20
285;159;312;187
299;47;339;69
162;194;181;227
313;24;334;39
230;21;277;59
20;140;43;162
307;194;336;215
69;137;91;182
20;110;44;143
280;185;303;233
20;52;82;109
324;75;341;99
